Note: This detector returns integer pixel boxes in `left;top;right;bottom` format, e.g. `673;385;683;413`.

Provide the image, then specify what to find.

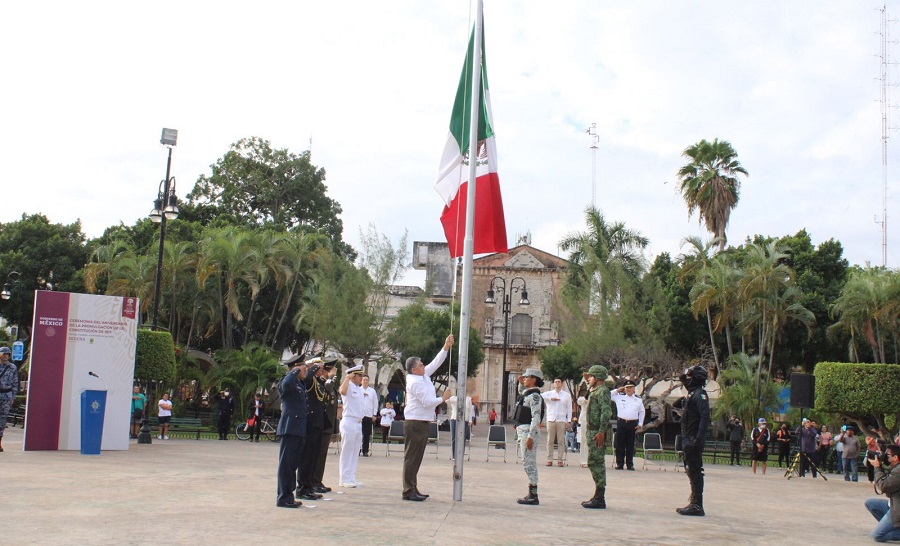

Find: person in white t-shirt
157;393;173;440
379;401;396;443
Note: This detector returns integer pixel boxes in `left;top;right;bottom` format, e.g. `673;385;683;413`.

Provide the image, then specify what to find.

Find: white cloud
1;0;897;273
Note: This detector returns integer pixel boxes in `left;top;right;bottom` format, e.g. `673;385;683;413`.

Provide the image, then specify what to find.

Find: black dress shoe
415;490;430;498
313;485;332;493
627;467;635;471
298;490;322;500
615;466;624;470
277;501;301;508
402;493;427;501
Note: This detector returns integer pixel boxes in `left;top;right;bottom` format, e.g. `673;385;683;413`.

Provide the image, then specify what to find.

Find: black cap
322;357;339;369
623;379;636;387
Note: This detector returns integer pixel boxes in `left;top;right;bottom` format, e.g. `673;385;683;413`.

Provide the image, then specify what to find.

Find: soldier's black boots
676;503;705;516
581;486;606;509
517;484;539;505
676;494;704;516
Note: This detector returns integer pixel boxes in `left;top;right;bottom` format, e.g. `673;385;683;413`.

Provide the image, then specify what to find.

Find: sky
2;1;897;287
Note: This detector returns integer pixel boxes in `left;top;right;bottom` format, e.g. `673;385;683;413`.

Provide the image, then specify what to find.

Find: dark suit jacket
277;368;308;437
322;378;338;434
304;375;325;430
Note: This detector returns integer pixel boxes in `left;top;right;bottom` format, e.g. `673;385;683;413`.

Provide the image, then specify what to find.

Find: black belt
0;388;11;393
618;418;638;424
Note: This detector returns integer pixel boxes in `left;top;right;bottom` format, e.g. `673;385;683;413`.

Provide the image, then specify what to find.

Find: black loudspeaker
790;373;815;409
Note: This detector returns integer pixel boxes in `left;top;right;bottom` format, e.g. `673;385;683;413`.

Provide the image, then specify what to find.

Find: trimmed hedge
135;329;177;382
815;362;900;414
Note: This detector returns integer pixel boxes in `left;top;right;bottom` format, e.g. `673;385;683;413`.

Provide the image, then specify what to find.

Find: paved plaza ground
1;424;879;545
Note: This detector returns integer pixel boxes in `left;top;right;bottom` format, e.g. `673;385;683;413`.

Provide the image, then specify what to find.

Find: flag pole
452;0;484;503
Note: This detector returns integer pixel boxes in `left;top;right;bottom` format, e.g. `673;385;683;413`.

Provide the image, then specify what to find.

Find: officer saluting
610;378;645;471
675;366;711;516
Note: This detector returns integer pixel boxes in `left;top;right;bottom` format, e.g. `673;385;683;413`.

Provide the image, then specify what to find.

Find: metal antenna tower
877;3;895;266
586;122;599;208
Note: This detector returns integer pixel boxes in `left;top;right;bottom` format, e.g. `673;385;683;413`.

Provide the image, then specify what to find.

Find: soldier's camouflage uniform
587;383;612;487
517;387;543;485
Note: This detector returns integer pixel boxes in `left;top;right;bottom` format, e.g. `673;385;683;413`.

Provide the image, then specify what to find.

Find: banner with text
24;291;139;451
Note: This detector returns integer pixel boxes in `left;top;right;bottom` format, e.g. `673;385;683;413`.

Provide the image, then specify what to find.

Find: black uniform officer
214;390;235;440
297;358;325;500
676;365;710;516
312;358;339;493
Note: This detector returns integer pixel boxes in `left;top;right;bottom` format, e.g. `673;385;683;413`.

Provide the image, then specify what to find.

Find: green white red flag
435;26;508;258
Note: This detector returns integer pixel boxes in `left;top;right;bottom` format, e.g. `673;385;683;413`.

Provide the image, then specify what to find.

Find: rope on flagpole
447;3;477;378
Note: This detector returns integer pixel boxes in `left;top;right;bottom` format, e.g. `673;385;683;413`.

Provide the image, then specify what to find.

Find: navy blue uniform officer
276;355;309;508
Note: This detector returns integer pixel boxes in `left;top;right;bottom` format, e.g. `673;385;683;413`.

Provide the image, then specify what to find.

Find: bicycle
236;417;277;442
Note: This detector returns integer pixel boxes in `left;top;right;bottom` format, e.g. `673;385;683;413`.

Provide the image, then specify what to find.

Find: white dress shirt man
338;365;366;487
541;378;572;465
610;379;645;470
360;376;380;456
402;335;454;501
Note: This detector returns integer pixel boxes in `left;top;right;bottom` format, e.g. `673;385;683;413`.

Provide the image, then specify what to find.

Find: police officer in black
297;358;325;500
676;365;710;516
214;389;235;440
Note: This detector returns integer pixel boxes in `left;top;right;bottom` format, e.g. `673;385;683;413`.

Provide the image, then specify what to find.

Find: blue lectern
80;389;107;455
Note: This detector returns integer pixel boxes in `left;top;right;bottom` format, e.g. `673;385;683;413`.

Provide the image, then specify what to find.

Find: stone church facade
456;244;569;420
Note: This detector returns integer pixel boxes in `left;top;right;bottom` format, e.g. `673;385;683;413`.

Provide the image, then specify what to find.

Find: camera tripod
784;450;827;481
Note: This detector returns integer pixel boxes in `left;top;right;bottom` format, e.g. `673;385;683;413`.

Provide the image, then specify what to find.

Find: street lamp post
151;128;179;332
140;128;179;446
1;271;21;300
485;276;529;421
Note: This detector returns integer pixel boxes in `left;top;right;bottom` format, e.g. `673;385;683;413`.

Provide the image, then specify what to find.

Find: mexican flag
435;26;508;259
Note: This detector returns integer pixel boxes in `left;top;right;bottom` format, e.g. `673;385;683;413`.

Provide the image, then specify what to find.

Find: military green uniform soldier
583;365;611;509
514;368;544;505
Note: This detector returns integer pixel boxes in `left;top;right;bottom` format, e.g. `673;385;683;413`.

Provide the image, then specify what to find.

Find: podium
80;390;107;455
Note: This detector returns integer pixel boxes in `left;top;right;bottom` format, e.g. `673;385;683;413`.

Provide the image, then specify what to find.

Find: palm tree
714;352;784;426
560;207;649;318
738;241;791;403
679;236;722;367
676;138;748;251
198;227;262;349
688;255;742;364
829;266;900;363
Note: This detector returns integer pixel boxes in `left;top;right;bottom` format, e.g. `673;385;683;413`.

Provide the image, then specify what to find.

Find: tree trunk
243;293;259;346
705;305;719;370
725;325;735;364
767;318;777;383
262;290;282;347
272;274;300;350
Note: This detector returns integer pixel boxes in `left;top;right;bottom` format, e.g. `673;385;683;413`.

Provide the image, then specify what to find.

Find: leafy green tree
187;137;353;257
384;301;483;386
647;253;708;358
0;214;88;336
816;362;900;436
776;231;849;369
300;250;378;359
538;343;580;395
135;329;177;383
676;138;748;251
